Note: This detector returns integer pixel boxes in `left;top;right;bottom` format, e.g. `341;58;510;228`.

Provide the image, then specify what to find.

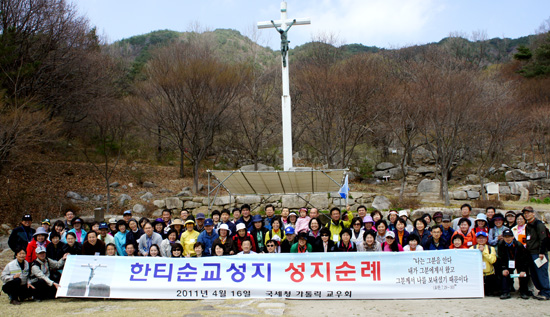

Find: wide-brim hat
33;227;49;237
171;219;184;226
217;223;232;236
252;214;263;223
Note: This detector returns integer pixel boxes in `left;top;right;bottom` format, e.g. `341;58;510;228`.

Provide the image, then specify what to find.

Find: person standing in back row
8;215;36;257
522;206;550;300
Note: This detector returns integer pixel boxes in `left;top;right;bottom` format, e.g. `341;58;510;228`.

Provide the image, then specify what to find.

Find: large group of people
3;203;549;304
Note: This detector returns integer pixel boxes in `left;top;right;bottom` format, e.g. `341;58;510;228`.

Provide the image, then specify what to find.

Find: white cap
236;223;247;232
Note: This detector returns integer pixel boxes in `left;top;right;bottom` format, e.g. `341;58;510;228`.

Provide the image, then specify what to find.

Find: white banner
57;250;483;299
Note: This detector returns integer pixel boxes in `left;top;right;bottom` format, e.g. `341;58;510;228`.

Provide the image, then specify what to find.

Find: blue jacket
114;231;129;256
198;230;219;256
440;226;455;245
412;229;432;247
236;216;254;232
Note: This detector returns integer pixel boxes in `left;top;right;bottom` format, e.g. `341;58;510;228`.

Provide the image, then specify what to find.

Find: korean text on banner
57;250;483;300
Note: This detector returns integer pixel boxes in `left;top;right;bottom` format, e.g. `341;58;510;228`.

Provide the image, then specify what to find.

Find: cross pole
258;1;310;171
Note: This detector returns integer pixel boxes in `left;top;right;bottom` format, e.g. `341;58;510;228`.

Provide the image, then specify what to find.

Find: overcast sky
71;0;550;49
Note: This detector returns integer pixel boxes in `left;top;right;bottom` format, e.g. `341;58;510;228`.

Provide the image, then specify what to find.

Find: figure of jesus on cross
81;259;107;296
258;1;310;171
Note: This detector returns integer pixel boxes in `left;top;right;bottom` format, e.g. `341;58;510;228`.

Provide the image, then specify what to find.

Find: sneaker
538;296;550;300
10;299;21;305
520;294;530;300
532;295;544;300
500;293;511;299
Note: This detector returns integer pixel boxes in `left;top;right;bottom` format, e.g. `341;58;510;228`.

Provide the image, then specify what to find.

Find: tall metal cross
258;1;310;171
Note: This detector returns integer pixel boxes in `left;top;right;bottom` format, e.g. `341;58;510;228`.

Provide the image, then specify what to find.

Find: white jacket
1;259;29;285
160;239;181;258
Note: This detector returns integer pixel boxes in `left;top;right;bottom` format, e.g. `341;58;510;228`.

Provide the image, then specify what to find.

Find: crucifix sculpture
258;1;310;171
81;259;107;296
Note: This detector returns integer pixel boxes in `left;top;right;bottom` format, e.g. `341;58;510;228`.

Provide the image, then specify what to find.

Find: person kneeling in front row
1;248;33;305
29;246;67;301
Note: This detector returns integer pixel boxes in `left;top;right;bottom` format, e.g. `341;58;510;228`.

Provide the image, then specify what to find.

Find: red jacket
25;239;50;263
232;233;257;253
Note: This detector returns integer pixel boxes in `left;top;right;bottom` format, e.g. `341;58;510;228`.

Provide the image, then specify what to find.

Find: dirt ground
0;294;549;316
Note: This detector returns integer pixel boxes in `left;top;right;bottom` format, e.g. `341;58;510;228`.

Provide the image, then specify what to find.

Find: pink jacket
382;242;404;252
295;216;311;233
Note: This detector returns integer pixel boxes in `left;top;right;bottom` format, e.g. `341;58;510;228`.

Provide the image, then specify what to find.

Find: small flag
338;175;349;199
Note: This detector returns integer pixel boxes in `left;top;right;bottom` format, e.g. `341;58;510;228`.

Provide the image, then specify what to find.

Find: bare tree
295;52;385;168
133;41;250;192
471;75;519;199
79;101;129;215
0;95;59;173
414;47;484;205
0;0;106;122
382;54;426;198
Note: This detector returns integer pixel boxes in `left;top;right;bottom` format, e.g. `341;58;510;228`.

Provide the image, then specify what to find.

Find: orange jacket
449;230;476;249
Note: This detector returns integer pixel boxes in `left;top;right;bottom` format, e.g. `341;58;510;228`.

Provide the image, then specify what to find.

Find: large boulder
371;196;391;210
183;201;202;209
499;186;511;194
176;190;193;197
451;191;468;200
508;181;531;195
133;204;146;214
140;192;154;202
388;167;403;179
165;197;183;209
213;196;235;206
417;179;440;193
519;187;529;202
118;194;131;206
143;181;157;188
66;191;83;200
528;171;546;180
236;196;262;205
415;166;435;175
376;162;394;171
282;195;306;209
153;200;166;208
309;194;329;209
505;169;530;182
373;170;390;179
467;191;480;199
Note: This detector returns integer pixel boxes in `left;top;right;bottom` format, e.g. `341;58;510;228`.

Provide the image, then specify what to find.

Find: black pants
484;274;499;296
2;278;32;301
501;269;529;295
31;279;57;300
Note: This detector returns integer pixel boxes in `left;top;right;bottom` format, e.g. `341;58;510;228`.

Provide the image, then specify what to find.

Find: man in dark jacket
498;228;531;299
422;226;448;250
523;206;550;300
236;204;253;232
8;214;35;256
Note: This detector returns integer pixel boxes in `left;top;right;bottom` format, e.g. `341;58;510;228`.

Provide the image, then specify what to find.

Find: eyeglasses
321;234;330;237
353;223;361;226
266;244;275;247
